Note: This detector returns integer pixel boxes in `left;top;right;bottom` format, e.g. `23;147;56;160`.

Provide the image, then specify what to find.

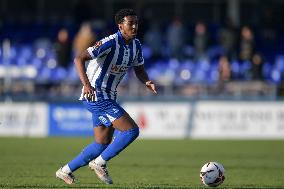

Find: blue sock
68;141;108;172
101;127;139;161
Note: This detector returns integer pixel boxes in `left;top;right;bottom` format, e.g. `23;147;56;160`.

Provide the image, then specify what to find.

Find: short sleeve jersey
79;31;144;101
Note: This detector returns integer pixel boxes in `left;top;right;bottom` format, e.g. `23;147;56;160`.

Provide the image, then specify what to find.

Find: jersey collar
117;30;134;47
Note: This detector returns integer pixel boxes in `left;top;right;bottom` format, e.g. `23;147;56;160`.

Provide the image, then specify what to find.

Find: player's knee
95;136;112;145
94;129;114;144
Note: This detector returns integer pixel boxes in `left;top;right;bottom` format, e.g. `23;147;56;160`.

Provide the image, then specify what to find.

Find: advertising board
0;102;48;136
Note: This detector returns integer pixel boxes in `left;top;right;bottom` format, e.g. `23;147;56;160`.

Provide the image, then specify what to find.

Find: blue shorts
83;99;125;127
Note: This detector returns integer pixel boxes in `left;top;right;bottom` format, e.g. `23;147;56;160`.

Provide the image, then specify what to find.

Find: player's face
119;15;138;41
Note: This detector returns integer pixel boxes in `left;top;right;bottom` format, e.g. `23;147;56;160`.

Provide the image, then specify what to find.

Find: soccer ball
200;162;225;187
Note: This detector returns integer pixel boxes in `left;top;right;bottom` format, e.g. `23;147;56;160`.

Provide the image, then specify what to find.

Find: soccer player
56;8;157;185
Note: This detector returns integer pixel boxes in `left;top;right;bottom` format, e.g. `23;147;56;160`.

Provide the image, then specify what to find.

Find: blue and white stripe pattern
79;31;144;101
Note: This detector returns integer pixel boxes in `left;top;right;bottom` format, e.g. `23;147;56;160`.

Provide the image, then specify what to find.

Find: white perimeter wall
124;101;284;139
1;101;284;139
0;102;48;137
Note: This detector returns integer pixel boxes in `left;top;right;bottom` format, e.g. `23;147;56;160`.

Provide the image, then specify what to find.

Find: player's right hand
83;85;96;102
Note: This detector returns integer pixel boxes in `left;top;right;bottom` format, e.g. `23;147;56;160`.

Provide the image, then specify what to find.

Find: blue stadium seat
270;69;282;84
196;58;210;72
36;66;52;83
66;65;80;82
142;45;152;60
31;57;44;69
275;55;284;72
18;45;33;61
240;60;252;80
51;67;67;83
207;61;219;84
230;60;241;79
262;62;273;80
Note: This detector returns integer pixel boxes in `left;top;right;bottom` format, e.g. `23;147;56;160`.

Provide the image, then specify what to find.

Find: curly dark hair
115;8;137;25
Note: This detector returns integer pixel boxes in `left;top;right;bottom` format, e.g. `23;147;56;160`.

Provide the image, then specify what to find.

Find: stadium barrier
48;103;93;136
124;102;191;138
0;102;48;137
1;100;284;139
188;101;284;139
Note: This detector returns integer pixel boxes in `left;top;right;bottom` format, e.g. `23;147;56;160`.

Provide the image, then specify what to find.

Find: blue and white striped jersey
79;31;144;101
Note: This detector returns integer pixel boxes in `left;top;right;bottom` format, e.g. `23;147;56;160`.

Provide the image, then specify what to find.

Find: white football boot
88;160;113;184
55;167;75;185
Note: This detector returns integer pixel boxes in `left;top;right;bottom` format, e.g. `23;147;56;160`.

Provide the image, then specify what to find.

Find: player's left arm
134;65;157;94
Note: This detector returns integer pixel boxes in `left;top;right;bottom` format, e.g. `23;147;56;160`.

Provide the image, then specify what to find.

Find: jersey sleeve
87;38;113;59
133;39;144;66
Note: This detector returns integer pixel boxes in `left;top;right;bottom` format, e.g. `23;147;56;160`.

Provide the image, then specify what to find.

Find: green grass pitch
0;138;284;189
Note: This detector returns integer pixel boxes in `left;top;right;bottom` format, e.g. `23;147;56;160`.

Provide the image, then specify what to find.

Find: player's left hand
146;80;157;94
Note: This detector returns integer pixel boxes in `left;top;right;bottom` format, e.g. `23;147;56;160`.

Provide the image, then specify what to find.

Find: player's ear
118;24;123;31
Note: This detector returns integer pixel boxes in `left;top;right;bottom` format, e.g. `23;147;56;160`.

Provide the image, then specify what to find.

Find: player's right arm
75;36;114;100
74;50;95;100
